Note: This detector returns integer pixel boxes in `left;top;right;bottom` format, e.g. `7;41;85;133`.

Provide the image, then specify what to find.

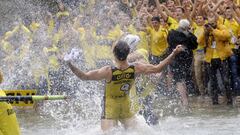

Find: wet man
65;40;183;131
167;19;198;106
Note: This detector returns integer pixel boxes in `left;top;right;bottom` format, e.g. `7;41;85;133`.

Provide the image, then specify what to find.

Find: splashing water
1;0;240;135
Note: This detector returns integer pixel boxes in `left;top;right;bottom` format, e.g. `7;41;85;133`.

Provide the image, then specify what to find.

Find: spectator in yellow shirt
198;15;233;105
223;7;240;97
146;16;168;65
192;15;207;96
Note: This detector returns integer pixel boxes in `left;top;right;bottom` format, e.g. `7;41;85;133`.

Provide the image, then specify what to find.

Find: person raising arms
65;40;183;131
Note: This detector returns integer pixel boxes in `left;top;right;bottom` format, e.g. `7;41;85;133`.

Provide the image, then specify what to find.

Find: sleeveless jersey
105;65;135;98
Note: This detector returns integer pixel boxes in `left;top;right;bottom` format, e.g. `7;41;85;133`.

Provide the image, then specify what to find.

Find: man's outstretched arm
135;45;183;74
67;62;111;81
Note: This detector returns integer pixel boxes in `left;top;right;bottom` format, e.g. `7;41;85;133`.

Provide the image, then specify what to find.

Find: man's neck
115;60;129;70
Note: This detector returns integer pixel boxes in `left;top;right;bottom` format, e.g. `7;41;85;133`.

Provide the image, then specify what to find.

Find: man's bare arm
189;0;198;22
135;45;183;74
154;0;170;21
68;62;111;81
209;0;224;12
233;10;240;24
233;2;240;17
175;0;181;6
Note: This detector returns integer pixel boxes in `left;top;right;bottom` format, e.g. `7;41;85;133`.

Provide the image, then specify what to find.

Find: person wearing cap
167;19;198;107
65;40;184;131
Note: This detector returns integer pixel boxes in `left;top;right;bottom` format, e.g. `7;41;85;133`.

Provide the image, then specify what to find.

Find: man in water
167;19;198;106
65;40;183;131
0;71;21;135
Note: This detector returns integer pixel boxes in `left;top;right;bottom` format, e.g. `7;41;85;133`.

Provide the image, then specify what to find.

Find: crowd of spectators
116;0;240;106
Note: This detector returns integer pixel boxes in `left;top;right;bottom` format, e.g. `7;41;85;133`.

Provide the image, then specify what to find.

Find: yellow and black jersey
105;65;135;98
102;65;135;119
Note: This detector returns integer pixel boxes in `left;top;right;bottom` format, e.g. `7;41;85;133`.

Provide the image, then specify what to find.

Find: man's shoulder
188;32;197;38
168;29;185;37
101;65;112;71
168;29;177;33
168;29;176;36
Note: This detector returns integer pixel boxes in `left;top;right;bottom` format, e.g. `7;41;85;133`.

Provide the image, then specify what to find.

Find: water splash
2;1;240;135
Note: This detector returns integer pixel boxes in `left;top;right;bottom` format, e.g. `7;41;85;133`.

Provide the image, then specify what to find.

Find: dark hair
176;6;185;13
151;16;160;22
113;41;130;61
226;7;231;10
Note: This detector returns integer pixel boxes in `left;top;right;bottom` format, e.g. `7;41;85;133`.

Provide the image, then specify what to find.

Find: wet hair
151;16;160;22
179;19;190;29
113;41;130;61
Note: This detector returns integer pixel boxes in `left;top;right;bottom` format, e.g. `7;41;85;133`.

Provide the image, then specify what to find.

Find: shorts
101;96;134;120
170;59;193;82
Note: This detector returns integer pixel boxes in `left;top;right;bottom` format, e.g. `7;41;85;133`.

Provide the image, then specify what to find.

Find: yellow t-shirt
223;18;240;49
137;31;148;50
217;16;224;26
212;47;220;59
167;16;179;31
211;17;227;58
192;22;205;50
136;48;149;62
127;24;138;35
147;26;168;56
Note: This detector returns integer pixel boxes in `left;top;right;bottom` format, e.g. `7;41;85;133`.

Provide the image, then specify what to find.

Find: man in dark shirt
167;19;198;106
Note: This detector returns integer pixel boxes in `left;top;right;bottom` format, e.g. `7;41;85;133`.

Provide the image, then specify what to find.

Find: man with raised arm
65;40;183;131
167;19;198;106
